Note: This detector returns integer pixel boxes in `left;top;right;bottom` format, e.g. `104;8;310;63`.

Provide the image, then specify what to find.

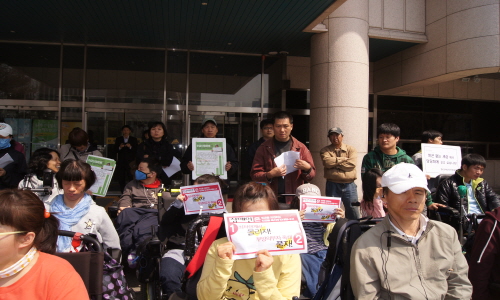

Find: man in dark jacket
436;154;500;214
0;123;27;190
115;125;138;192
246;118;274;172
468;207;500;299
116;157;171;258
180;118;238;189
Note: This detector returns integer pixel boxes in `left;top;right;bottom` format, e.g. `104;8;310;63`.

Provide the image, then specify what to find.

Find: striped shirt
303;222;327;254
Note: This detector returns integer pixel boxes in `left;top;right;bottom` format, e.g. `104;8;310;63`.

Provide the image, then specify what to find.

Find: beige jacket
350;216;472;299
319;143;357;183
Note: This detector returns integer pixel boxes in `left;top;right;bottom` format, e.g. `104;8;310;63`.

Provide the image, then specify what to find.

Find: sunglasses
0;231;27;236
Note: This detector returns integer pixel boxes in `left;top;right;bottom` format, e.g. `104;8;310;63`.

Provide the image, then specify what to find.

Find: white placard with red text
181;183;226;215
300;195;341;223
224;210;307;260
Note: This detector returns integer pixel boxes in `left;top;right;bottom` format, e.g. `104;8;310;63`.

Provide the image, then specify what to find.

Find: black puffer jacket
435;171;500;213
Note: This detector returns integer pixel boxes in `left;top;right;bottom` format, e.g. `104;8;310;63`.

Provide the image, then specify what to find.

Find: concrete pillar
310;0;369;197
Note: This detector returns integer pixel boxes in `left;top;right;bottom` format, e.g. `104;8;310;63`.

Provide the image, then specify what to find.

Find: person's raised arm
180;144;193;174
197;241;235;300
253;252;301;300
298;148;315;181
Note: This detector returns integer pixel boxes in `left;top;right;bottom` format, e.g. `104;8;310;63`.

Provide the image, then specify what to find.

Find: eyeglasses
0;231;27;236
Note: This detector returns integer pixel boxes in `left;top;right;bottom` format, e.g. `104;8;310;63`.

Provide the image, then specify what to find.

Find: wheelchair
56;230;107;300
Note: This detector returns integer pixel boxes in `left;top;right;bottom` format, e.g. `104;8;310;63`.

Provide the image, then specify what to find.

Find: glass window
86;47;165;104
0;43;60;101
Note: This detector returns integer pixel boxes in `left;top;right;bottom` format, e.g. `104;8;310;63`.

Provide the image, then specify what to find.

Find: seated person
59;127;102;162
48;159;120;252
290;183;344;298
0;189;88;299
116;157;171;259
468;207;500;300
436;153;500;214
351;163;472;299
360;168;386;218
197;182;301;300
159;174;227;298
19;148;61;204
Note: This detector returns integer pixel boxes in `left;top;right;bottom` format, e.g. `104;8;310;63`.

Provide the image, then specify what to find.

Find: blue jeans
300;250;327;298
325;181;360;220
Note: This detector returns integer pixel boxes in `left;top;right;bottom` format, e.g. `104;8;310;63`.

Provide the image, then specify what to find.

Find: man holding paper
0;122;27;190
251;111;316;203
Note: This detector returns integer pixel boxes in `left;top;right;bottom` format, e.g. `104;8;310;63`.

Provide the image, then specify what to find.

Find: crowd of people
0;110;499;299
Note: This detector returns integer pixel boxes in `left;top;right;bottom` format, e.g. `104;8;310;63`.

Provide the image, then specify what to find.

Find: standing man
320;127;359;219
351;163;472;299
246;119;274;171
251;111;315;203
361;123;414;176
115;125;138;193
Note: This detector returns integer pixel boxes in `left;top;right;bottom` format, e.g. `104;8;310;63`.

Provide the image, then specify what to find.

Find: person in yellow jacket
197;182;301;300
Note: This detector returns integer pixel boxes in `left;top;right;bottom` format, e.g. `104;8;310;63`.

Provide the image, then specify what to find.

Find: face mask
135;170;148;181
0;139;11;150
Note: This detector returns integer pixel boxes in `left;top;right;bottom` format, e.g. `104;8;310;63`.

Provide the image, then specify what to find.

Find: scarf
0;247;37;278
50;193;92;252
143;178;161;188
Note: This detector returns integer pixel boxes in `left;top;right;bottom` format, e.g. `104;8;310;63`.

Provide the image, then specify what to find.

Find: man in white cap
350;163;471;299
0;123;28;190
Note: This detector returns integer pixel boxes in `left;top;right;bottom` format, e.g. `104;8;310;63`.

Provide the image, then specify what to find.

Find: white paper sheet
0;153;14;169
163;157;182;178
273;151;300;175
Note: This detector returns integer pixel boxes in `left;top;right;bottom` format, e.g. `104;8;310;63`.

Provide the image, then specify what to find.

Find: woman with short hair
49;159;120;253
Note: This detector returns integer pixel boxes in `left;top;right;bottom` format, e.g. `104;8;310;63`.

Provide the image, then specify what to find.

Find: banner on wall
32;120;58;151
61;122;82;145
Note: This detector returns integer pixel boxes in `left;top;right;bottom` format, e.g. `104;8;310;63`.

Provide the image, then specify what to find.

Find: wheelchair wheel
140;281;164;300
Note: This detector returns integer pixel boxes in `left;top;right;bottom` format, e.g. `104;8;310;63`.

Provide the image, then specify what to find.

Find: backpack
314;218;378;300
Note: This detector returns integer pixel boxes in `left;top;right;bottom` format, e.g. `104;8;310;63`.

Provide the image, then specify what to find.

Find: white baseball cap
381;163;430;194
0;123;13;137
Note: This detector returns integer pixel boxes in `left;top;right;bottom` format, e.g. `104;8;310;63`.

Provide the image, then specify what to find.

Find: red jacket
251;136;315;203
469;208;500;299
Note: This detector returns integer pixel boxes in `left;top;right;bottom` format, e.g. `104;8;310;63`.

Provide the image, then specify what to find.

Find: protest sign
422;144;462;178
181;182;226;215
224;210;307;259
300;195;341;223
192;138;227;179
86;155;116;197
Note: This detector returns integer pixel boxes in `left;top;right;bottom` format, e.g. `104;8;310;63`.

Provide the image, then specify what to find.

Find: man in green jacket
361;123;414;177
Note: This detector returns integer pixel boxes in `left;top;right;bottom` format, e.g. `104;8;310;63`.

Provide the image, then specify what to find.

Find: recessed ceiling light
202;2;208;5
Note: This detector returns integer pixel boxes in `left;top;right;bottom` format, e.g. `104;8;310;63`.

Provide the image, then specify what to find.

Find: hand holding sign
224;210;307;259
181;183;226;215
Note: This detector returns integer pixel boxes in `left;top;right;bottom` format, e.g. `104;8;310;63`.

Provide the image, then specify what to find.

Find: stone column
309;0;369;197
